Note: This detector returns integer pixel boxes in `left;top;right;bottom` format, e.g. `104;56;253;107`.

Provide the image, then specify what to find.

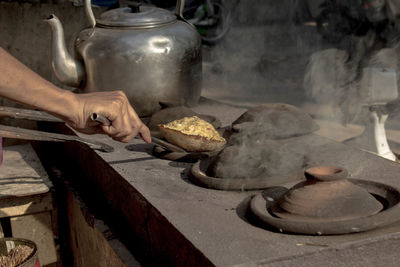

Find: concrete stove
38;98;400;266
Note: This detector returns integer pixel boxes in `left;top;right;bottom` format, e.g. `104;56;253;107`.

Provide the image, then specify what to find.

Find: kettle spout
45;15;85;87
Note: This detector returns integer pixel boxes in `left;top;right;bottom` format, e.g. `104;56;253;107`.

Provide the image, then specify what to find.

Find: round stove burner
249;179;400;235
152;145;219;162
189;157;304;190
272;179;384;221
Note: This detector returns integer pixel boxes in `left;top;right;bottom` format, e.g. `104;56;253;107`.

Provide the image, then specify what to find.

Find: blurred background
1;0;400;131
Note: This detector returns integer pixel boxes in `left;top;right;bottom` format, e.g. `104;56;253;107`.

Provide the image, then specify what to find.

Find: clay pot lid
304;166;348;181
271;166;384;221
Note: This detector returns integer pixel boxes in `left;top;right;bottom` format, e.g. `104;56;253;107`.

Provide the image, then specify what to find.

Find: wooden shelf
0;144;57;266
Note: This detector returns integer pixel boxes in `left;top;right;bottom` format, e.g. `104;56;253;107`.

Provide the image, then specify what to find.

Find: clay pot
271;166;384;221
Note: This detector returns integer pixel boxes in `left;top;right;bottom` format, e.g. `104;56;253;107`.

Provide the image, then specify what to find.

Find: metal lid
97;5;176;28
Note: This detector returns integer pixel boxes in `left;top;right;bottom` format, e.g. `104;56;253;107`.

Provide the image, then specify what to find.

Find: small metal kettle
46;0;202;116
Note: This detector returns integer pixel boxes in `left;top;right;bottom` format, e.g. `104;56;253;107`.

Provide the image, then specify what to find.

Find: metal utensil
0;124;114;152
0;106;113;152
91;113;186;152
0;106;62;122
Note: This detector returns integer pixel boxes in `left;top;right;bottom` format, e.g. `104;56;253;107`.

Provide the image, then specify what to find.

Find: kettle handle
176;0;185;19
85;0;96;28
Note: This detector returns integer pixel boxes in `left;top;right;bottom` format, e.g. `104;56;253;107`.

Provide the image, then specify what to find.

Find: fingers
101;117;139;143
126;104;151;143
67;91;151;143
109;123;151;143
72;90;152;143
98;92;151;143
106;124;150;143
139;124;152;143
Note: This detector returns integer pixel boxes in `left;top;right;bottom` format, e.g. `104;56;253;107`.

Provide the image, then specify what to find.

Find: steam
202;1;400;177
210;136;308;179
203;1;400;122
209;104;316;179
367;46;400;71
303;48;360;123
202;2;319;107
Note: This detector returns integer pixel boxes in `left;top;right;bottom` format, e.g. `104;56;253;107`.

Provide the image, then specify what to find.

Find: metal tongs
0;106;114;152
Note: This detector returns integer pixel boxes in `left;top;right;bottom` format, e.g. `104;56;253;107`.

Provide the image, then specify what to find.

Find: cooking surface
67;98;400;266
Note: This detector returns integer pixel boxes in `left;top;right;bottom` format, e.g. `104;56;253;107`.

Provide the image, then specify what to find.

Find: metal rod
91;113;111;126
0;124;113;152
0;106;62;122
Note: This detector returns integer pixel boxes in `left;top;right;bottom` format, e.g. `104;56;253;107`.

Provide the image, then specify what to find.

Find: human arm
0;47;151;143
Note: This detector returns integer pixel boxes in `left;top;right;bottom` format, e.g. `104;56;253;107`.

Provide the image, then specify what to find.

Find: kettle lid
97;5;176;28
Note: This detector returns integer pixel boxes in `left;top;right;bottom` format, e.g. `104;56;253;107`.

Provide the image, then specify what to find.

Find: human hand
67;90;151;143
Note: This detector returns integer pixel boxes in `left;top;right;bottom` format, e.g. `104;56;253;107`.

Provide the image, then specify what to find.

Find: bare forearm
0;47;78;122
0;47;151;143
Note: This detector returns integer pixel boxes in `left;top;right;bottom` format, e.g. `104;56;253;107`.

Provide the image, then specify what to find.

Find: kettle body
47;1;202;116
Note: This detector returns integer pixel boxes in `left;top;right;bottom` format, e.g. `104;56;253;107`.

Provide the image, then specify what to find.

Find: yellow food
160;116;225;142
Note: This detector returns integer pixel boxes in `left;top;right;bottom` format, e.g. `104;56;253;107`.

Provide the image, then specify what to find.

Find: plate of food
153;116;227;161
148;105;221;138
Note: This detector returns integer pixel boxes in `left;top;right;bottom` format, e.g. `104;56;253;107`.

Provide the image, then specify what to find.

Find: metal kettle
46;0;202;116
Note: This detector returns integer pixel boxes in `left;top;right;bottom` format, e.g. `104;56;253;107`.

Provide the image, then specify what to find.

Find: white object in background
359;67;398;161
371;110;396;161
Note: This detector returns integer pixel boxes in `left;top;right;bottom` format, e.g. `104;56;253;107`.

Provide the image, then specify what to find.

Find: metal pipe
91;113;111;126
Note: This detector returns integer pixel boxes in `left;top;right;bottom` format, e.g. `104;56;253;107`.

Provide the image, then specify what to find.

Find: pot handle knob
129;2;142;13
